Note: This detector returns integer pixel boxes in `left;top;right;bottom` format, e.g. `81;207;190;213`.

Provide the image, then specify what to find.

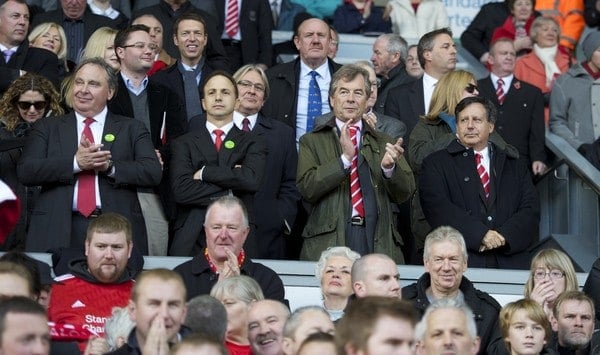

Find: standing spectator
87;0;129;28
461;0;511;65
173;196;285;301
514;16;575;124
384;0;449;39
271;0;307;31
232;64;300;259
31;0;117;66
534;0;585;52
491;0;537;56
81;27;119;70
406;44;423;78
549;31;600;151
28;22;69;74
216;0;273;71
0;0;61;94
0;73;63;251
478;38;546;175
585;0;600;27
290;0;340;20
419;96;539;269
296;64;414;261
131;14;175;76
332;0;391;34
17;58;162;254
370;33;412;114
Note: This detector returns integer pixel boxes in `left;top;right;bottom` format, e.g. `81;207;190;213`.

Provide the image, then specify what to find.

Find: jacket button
464;177;470;182
487;216;493;221
463;152;468;157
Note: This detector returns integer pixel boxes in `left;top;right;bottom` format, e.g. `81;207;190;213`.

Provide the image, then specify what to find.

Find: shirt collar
300;59;329;79
120;72;149;94
206;120;234;135
490;73;514;88
75;106;108;125
233;111;258;130
422;72;438;88
335;118;363;132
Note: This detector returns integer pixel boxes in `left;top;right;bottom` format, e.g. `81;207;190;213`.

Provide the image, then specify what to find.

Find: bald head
352;254;401;298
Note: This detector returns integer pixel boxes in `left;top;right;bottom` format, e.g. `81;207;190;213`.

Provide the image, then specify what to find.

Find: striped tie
496;78;505;105
349;126;364;217
214;129;224;151
475;152;490;198
225;0;239;38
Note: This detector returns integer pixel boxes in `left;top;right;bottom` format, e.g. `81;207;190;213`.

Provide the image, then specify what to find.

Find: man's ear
470;336;481;355
353;281;365;297
127;299;136;323
281;337;294;355
550;313;558;332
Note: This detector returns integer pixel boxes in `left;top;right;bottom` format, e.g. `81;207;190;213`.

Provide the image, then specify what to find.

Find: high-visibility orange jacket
535;0;585;51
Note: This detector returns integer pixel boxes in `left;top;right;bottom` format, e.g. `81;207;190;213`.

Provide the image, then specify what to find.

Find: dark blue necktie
306;70;321;133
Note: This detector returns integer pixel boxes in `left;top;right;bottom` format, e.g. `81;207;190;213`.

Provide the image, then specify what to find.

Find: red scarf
204;248;246;273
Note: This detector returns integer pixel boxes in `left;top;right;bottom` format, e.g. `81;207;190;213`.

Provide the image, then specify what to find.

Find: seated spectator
106;268;189;354
297;332;336;355
314;246;360;321
460;0;511;65
549;31;600;153
585;0;600;28
514;16;575;123
0;180;19;244
333;0;391;34
81;26;120;70
499;298;551;355
328;26;339;59
534;0;584;53
272;0;308;32
210;275;265;355
419;97;539;269
0;296;50;355
131;14;175;76
0;73;63;251
336;296;418;354
104;307;135;352
28;22;69;74
352;253;401;298
0;251;53;307
0;260;35;298
174;196;285;302
290;0;340;20
185;295;227;343
491;0;537;56
584;256;600;323
403;226;501;354
87;0;129;29
415;299;481;354
247;300;291;355
524;249;579;319
169;334;229;355
281;306;334;355
548;291;599;354
48;213;135;352
384;0;449;39
405;44;423;79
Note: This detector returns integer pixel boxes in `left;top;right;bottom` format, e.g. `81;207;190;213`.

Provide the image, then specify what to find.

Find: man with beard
48;213;136;352
549;291;600;354
247;300;290;355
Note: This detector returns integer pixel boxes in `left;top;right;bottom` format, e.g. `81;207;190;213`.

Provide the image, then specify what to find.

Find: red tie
475;152;490;198
77;117;96;217
225;0;239;38
496;78;505;105
242;118;251;132
349;126;365;217
214;129;224;151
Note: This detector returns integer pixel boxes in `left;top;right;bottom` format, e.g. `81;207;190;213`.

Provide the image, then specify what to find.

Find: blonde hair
210;275;264;305
524;249;578;298
425;70;475;121
28;22;67;64
500;298;551;351
82;27;118;61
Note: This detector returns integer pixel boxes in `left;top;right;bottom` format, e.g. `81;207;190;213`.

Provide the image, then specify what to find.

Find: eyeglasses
17;101;46;110
237;80;265;93
533;269;565;280
465;83;479;94
121;42;159;51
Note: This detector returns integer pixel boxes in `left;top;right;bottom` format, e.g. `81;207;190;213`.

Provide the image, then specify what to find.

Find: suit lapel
102;113;123;151
59;113;79;156
411;79;425;117
219;126;245;165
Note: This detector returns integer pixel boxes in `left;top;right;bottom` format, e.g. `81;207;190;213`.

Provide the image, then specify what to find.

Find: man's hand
479;230;506;252
380;138;403;169
141;317;169;355
76;136;111;171
83;336;109;355
363;0;372;18
219;248;241;280
339;120;356;162
532;161;547;175
363;111;378;130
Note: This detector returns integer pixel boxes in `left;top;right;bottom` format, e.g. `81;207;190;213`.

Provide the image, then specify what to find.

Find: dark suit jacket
419;140;540;269
132;1;231;72
460;1;510;61
215;0;273;66
0;41;61;94
150;60;214;130
17;112;162;255
169;124;267;256
384;77;425;150
261;58;342;136
250;114;300;259
374;63;414;114
478;76;546;165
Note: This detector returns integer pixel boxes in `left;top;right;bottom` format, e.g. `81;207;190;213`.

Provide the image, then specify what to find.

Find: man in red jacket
48;212;135;352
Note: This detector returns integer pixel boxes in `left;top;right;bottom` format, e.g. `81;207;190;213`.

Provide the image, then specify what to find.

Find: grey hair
185;295;228;343
315;246;361;282
283;306;329;339
414;299;477;341
210;275;265;305
529;16;561;44
423;226;468;262
380;33;408;63
204;195;249;228
104;307;135;351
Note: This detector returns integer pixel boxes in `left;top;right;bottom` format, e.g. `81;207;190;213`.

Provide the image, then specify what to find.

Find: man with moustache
168;71;267;256
549;291;600;354
247;299;291;355
296;64;414;261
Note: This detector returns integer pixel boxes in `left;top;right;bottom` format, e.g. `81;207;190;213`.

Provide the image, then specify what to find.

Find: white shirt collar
299;59;329;79
233;111;258;130
75;106;108;124
422;72;438;88
206;120;234;136
490;73;514;90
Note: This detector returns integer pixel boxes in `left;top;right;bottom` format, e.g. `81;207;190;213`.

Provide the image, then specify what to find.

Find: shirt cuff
341;154;352;170
381;163;395;179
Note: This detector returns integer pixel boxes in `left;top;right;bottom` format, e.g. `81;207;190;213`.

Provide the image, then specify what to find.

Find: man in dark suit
232;64;300;259
108;25;188;255
169;71;266;256
384;28;457;150
419;96;539;269
477;38;546;176
151;12;214;130
262;17;341;143
132;0;230;72
216;0;273;71
17;58;162;255
0;0;61;94
31;0;117;66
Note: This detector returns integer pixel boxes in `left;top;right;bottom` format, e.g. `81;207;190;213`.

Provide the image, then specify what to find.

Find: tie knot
309;71;319;80
497;78;504;86
3;49;14;55
213;129;224;137
349;125;359;133
475;152;482;164
84;117;95;126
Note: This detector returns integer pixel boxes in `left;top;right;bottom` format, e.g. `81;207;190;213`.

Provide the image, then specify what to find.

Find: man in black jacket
402;226;501;355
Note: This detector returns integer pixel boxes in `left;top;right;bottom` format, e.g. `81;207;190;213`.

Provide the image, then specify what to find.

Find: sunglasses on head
17;101;46;111
465;83;479;94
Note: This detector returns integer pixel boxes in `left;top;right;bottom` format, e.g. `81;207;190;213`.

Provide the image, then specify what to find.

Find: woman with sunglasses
407;70;516;257
0;73;64;250
524;248;579;319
